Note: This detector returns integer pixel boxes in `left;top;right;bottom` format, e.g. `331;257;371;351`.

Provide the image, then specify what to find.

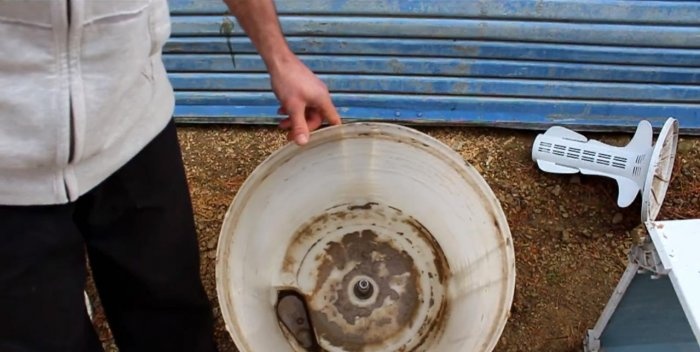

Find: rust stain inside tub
279;202;451;351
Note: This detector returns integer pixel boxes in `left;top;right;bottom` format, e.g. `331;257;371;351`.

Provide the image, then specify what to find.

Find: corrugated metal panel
165;0;700;134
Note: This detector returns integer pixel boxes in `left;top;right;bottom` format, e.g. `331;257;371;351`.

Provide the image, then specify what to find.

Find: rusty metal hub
353;278;374;300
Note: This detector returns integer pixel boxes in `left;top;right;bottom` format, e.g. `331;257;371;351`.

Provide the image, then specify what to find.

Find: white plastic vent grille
536;141;628;170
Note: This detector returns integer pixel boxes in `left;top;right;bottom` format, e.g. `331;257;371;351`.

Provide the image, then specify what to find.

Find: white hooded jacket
0;0;175;205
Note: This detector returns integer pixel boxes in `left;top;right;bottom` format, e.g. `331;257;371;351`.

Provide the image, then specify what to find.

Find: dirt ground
91;124;700;352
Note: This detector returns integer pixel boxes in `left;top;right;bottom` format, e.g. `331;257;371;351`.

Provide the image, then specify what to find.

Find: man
0;0;340;351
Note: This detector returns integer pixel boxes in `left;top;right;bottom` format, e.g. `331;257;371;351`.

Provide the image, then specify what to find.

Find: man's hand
223;0;341;145
270;56;340;145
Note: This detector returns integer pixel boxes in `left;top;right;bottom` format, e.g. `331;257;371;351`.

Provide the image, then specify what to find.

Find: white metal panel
648;219;700;346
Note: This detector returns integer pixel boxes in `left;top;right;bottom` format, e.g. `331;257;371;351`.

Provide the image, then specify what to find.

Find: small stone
569;174;581;184
207;250;217;260
612;213;624;225
561;230;572;243
551;185;562;197
581;229;592;238
606;232;614;239
207;238;218;249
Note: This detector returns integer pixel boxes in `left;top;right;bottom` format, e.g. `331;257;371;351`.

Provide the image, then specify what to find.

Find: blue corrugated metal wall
165;0;700;134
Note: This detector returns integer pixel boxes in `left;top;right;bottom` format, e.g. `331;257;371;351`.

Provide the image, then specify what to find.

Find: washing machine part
532;118;678;222
215;122;516;352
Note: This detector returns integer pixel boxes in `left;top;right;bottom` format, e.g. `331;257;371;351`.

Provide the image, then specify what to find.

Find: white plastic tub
216;123;515;352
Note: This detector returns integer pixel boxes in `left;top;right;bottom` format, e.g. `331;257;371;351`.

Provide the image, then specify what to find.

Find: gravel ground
91;124;700;352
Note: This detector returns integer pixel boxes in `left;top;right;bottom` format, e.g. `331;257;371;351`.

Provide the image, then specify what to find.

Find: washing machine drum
215;123;515;352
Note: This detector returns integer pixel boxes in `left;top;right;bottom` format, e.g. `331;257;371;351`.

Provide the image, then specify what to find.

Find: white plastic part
532;119;678;218
641;118;679;222
216;123;515;352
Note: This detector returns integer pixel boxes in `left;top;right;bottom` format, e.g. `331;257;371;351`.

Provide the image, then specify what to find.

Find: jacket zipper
67;0;75;164
63;0;75;200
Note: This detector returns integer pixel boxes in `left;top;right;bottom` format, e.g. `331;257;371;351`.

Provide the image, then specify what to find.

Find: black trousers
0;121;217;352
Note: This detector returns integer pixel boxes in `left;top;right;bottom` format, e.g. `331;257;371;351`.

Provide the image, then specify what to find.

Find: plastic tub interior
216;123;515;352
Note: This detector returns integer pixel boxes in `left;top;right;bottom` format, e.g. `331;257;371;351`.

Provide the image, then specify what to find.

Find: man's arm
223;0;341;145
